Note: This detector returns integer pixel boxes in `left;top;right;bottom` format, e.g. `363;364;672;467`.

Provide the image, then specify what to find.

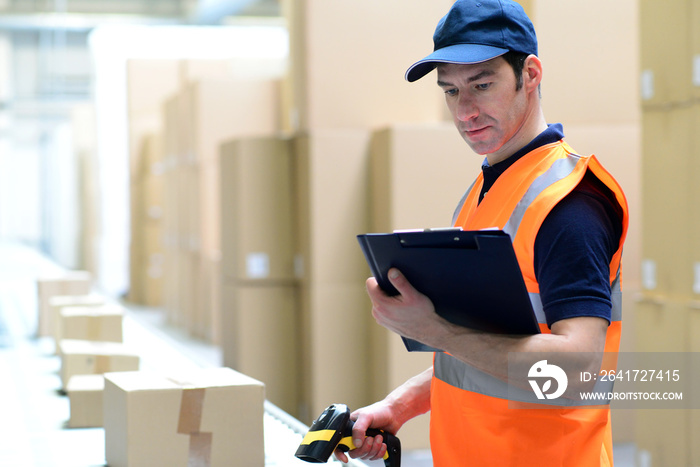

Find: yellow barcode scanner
295;403;401;467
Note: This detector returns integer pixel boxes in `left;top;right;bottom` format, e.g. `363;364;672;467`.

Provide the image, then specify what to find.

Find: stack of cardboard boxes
637;1;700;465
127;60;182;310
173;78;282;343
219;136;299;416
37;272;267;466
128;59;283;343
36;273;139;428
36;270;93;338
129;132;166;308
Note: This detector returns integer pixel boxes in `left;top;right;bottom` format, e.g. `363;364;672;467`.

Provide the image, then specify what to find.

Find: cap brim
404;44;508;82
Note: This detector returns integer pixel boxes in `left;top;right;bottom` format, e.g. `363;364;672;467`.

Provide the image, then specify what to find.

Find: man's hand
366;267;453;347
332;368;433;464
332;401;395;464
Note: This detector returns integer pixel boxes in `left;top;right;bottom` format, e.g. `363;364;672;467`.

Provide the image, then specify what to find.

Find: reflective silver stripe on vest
502;155;581;239
434;272;623;400
611;268;622;322
433;351;613;406
434;351;519;401
529;292;546;324
530;268;622;325
451;179;478;226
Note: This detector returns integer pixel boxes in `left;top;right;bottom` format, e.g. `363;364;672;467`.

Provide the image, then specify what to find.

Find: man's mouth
465;126;489;137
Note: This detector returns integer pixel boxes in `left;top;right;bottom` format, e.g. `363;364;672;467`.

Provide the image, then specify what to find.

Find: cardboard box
169;250;198;331
59;339;140;390
292;129;371;421
293;129;371;286
184;77;282;260
49;294;106;344
141;252;165;307
534;0;640;124
59;304;124;343
66;374;105;428
220;281;299;416
639;0;692;106
127;59;181;119
181;78;281;166
36;272;92;337
126;59;181;182
158;77;283;339
692;1;700;101
641;108;695;298
193;251;219;343
139;140;165;214
634;297;690;466
297;282;373;424
369;123;479;232
104;368;265;467
285;0;453;130
292;129;411;426
689;301;700;466
692;104;700;300
220;136;296;282
130;217;165;308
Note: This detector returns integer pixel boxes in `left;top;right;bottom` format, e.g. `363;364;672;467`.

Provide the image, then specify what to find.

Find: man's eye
475;83;491;90
444;88;458;96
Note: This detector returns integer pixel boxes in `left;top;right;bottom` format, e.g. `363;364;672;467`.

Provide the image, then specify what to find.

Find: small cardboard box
66;374;105;428
59;304;124;343
49;294;106;344
36;272;92;337
59;340;140;389
103;368;265;467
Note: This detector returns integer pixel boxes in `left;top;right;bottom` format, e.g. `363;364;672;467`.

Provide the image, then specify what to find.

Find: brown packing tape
188;432;213;467
177;387;212;467
177;387;205;434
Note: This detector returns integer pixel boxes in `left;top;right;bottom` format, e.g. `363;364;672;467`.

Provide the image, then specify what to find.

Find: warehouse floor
0;241;637;466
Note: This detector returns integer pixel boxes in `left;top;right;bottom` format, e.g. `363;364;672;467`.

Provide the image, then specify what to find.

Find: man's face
437;58;531;162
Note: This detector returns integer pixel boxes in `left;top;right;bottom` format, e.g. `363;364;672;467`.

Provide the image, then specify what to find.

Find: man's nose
456;95;478;122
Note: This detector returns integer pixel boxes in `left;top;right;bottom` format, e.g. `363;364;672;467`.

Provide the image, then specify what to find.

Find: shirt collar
481;123;565;172
478;124;565;204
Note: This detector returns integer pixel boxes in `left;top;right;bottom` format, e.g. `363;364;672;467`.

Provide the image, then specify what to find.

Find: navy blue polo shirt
479;124;623;327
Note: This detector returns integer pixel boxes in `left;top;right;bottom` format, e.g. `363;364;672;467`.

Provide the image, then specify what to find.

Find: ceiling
0;0;282;135
0;0;281;22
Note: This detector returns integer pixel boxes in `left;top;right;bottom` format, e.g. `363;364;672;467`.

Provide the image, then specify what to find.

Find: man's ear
523;54;543;92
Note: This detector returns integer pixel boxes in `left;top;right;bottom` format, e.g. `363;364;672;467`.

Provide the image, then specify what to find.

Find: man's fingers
351;416;371;449
334;449;349;463
371;442;388;461
387;268;411;295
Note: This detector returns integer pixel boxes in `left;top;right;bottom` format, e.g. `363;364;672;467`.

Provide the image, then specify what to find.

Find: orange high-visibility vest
430;140;629;466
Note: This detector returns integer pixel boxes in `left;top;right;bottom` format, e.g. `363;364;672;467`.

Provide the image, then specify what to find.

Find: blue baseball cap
405;0;538;82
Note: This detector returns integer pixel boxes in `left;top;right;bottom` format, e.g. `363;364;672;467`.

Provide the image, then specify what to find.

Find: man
335;0;629;465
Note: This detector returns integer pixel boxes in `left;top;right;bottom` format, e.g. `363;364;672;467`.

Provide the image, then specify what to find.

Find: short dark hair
502;51;528;91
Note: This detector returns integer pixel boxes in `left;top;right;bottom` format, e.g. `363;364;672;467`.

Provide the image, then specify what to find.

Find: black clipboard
357;229;540;352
